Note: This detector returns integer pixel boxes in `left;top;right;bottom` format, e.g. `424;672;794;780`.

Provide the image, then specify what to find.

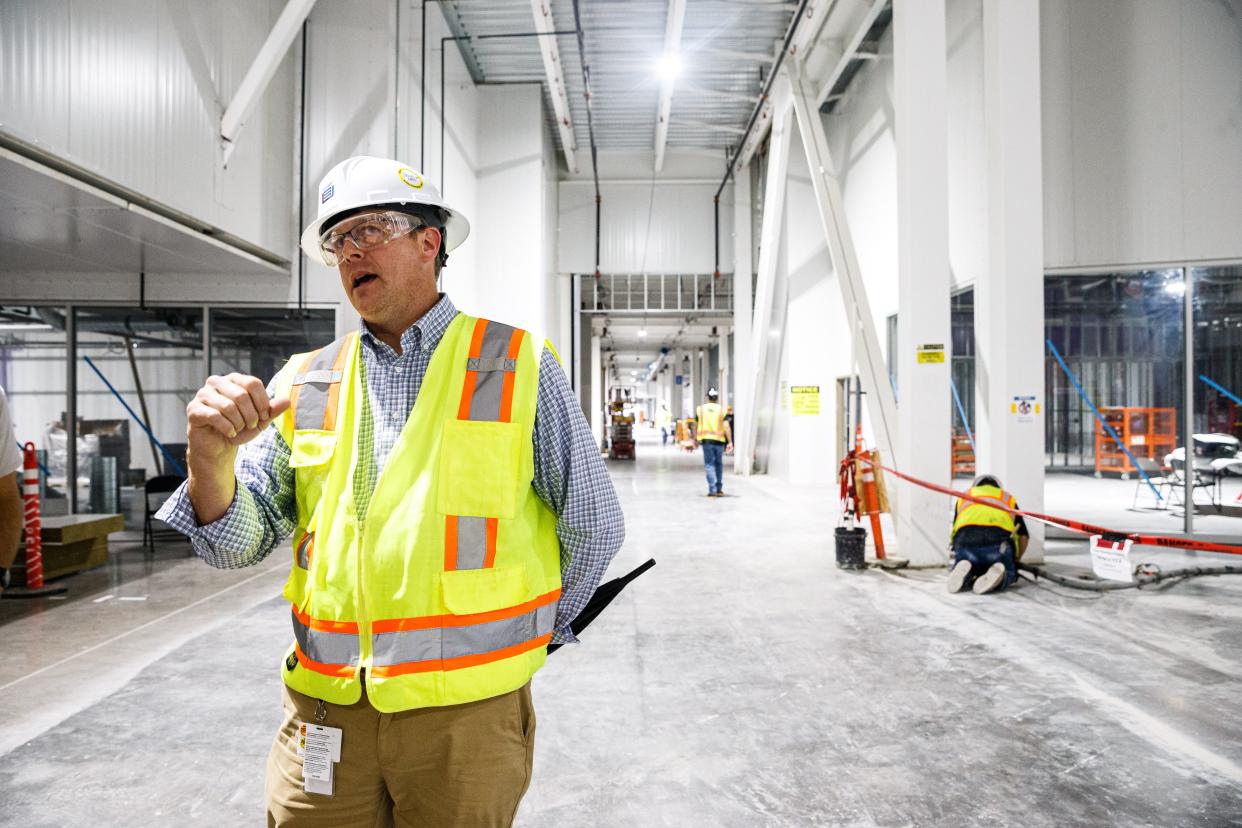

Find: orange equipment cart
1093;406;1177;477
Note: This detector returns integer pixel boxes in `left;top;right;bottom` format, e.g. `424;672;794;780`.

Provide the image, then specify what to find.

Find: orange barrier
859;455;1242;556
21;442;43;589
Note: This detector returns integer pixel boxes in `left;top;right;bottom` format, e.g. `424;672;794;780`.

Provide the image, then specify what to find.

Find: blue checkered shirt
157;295;624;646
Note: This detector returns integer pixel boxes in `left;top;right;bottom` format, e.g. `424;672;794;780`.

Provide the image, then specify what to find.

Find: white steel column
894;0;951;564
719;329;731;410
732;166;753;471
590;333;603;449
741;77;794;476
787;61;899;471
690;349;704;414
977;0;1045;561
220;0;319;165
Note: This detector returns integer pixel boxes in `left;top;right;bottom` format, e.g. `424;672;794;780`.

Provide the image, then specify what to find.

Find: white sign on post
1089;535;1134;582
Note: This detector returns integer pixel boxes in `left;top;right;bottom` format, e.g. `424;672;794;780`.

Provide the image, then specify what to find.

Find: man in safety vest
157;156;624;825
659;404;674;446
693;388;732;497
947;474;1029;594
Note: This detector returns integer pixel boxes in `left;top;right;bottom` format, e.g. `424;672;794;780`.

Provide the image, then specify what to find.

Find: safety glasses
317;211;425;266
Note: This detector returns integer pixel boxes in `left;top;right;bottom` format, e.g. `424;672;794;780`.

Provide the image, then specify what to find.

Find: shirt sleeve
0;388;23;476
154;380;298;569
530;346;625;646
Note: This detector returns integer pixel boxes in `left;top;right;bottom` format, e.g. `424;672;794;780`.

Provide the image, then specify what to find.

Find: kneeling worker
158;156;624;825
947;474;1029;594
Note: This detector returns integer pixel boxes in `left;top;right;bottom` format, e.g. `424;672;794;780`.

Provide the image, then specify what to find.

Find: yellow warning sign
791;385;821;416
917;343;945;364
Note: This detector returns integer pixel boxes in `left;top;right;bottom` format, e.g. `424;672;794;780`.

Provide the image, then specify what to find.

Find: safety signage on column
791;385;821;416
1011;395;1039;423
916;343;945;364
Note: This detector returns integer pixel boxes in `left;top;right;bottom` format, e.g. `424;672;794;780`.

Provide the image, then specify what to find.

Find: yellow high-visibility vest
272;313;562;712
696;403;726;442
951;484;1018;542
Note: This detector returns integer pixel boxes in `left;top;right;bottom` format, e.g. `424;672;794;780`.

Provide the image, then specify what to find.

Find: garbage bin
834;526;866;570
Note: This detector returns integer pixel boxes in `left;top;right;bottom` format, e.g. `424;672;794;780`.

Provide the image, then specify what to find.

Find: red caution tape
859;456;1242;557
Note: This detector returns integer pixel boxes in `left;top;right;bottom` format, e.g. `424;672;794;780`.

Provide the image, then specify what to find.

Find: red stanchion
854;426;887;560
21;441;42;589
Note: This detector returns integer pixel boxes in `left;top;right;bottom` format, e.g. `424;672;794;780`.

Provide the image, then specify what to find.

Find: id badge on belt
297;699;342;795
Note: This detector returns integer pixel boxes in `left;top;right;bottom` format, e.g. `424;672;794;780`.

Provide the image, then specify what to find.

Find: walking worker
947;473;1029;594
693;388;732;497
157;156;625;826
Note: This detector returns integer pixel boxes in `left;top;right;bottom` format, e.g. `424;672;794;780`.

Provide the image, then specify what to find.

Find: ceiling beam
678;84;757;105
736;0;886;170
674;119;747;136
220;0;319;167
530;0;579;174
654;0;687;172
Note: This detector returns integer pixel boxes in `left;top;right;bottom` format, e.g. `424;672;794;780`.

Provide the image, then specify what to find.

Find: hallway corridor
1;428;1240;826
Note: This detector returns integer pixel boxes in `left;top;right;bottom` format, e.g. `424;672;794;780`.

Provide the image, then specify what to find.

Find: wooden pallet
11;513;124;586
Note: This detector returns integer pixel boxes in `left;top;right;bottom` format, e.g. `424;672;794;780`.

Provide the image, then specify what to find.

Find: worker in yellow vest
157;156;624;825
659;403;674;446
947;474;1029;594
693;388;732;497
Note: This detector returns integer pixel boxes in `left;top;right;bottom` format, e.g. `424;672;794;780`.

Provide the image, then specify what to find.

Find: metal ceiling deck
440;0;796;156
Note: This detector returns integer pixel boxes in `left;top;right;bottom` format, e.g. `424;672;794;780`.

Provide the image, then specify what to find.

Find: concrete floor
2;428;1242;826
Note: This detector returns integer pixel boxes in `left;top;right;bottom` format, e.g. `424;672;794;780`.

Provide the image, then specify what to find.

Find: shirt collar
358;294;458;357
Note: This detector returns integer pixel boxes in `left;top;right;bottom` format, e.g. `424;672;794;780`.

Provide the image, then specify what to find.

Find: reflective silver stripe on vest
291;610;361;666
453;516;488;570
293;369;342;386
293;334;351;431
467;357;517;373
371;600;557;668
467;322;517;422
296;532;313;569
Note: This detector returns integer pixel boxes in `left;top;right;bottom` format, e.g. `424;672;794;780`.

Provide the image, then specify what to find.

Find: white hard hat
299;156;470;263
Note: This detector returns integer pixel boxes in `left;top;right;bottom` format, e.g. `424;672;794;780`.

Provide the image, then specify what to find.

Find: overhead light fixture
637;328;647;337
655;53;681;81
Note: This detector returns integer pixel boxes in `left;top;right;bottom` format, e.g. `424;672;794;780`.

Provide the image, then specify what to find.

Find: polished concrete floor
2;429;1242;826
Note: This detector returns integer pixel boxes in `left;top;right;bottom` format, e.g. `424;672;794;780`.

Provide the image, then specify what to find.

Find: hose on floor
1018;562;1242;592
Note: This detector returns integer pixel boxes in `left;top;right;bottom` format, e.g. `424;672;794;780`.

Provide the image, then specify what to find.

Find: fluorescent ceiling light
637;328;647;337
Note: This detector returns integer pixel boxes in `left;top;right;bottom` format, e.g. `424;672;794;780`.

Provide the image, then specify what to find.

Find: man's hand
185;374;289;525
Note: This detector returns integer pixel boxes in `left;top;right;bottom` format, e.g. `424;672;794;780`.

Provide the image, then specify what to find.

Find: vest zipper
356;517;371;692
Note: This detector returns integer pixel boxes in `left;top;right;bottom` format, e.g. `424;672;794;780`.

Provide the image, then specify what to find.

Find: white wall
457;84;554;337
763;117;852;486
558;150;733;275
0;0;296;255
1041;0;1242;268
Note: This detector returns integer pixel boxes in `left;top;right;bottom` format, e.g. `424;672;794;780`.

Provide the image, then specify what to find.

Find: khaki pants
266;681;536;827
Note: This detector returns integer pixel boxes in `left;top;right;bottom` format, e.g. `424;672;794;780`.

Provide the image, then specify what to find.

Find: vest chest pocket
437;420;522;520
441;565;529;615
290;429;337;468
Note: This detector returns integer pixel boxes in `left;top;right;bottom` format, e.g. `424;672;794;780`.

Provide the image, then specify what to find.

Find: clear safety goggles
317;210;425;266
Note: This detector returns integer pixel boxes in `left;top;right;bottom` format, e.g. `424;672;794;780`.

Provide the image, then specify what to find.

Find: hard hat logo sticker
321;183;335;203
397;168;425;190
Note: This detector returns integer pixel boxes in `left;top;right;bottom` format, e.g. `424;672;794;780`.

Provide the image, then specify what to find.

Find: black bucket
834;527;867;570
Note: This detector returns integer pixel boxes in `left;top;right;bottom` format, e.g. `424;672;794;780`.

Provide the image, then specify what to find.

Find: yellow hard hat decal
397;167;425;189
